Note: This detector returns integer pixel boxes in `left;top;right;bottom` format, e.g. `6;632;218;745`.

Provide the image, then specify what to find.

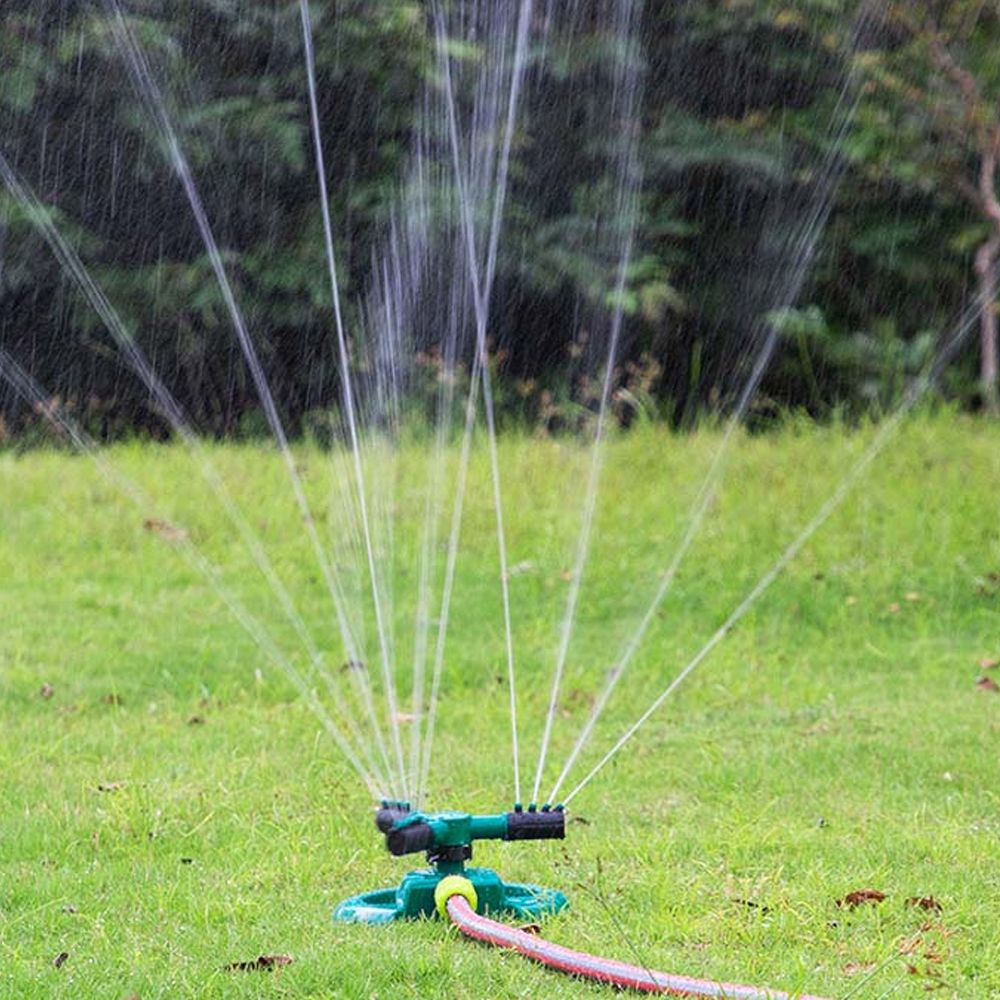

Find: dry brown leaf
143;518;188;542
732;897;771;915
979;657;998;670
842;962;875;975
52;952;69;969
888;602;901;614
837;888;886;909
976;676;999;693
225;955;293;972
906;896;943;912
40;683;55;700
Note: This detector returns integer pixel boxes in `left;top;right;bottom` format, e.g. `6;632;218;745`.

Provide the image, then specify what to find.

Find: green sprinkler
333;802;568;923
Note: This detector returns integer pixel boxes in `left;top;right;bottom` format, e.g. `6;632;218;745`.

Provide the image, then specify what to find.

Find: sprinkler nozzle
375;801;412;833
505;808;564;841
386;820;435;856
382;808;565;858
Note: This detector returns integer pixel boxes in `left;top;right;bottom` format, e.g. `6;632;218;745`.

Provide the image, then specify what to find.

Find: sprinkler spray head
383;807;565;858
332;801;569;924
374;800;412;833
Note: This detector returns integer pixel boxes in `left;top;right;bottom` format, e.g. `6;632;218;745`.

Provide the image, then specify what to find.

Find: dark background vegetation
2;0;999;439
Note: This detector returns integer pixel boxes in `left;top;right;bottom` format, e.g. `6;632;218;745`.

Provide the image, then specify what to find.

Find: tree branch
980;146;1000;233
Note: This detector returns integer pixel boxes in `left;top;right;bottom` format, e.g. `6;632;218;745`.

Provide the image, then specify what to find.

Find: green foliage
0;0;997;436
769;304;938;412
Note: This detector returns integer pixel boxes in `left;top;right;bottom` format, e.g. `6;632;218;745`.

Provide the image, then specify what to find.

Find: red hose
445;895;829;999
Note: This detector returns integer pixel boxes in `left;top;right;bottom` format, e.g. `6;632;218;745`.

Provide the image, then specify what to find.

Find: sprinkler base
332;865;568;924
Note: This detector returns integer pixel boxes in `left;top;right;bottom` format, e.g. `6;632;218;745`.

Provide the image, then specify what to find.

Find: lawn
1;415;998;999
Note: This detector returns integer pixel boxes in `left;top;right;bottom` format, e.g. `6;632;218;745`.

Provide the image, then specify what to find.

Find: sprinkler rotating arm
380;807;565;857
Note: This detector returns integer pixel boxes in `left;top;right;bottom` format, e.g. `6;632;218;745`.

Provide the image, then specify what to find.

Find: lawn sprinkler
332;801;568;924
332;801;831;999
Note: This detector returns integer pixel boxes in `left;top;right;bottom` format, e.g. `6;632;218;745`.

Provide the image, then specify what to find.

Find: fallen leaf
564;688;595;708
732;898;771;915
837;888;886;909
225;955;293;972
919;920;953;936
979;657;998;670
40;683;55;700
906;896;943;912
976;676;999;693
888;602;901;614
143;518;188;542
842;962;875;975
53;952;69;969
97;782;126;793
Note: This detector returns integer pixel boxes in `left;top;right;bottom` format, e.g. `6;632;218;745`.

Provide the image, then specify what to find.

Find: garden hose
436;878;829;999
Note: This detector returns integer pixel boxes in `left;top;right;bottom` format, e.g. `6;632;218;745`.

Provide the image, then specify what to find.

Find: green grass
2;415;999;999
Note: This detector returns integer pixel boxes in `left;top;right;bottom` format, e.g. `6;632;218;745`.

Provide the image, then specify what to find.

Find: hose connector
434;874;478;917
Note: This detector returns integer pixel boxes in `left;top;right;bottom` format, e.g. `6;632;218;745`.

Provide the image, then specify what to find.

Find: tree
858;1;1000;412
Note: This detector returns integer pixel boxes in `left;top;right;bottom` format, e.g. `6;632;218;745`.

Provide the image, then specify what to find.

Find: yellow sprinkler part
434;875;478;918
